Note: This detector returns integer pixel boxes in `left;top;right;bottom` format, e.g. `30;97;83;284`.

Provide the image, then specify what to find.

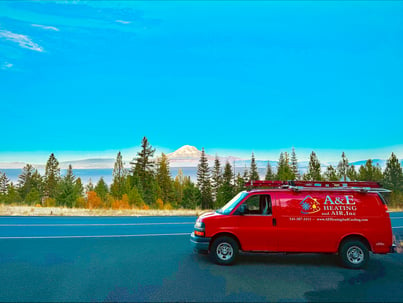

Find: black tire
210;236;239;265
339;239;369;269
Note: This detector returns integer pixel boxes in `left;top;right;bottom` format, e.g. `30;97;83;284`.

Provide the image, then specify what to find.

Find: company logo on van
300;195;321;214
299;195;358;216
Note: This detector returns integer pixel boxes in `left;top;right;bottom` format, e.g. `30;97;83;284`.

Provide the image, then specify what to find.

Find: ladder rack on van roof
245;180;383;190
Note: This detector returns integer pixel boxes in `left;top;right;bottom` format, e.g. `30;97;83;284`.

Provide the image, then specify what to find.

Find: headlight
194;221;204;229
194;220;205;237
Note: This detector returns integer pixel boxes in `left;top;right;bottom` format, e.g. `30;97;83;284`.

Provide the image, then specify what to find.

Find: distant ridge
0;146;401;170
60;158;115;169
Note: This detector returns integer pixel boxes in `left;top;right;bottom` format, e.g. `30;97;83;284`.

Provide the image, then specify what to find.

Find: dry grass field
0;204;210;217
0;204;401;217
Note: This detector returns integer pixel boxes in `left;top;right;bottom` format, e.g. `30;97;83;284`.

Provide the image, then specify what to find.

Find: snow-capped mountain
167;145;204;159
167;145;241;167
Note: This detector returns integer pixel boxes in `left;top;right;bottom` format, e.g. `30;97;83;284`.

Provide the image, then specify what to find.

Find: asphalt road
0;213;402;302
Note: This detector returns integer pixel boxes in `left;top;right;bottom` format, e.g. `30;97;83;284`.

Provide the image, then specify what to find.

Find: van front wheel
210;236;239;265
339;240;369;269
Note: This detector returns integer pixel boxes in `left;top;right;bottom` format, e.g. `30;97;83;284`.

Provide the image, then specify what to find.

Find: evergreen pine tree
276;152;294;181
337;152;349;181
75;177;84;197
25;188;41;205
31;170;43;195
249;153;260;181
173;169;185;205
347;165;358;181
128;186;144;207
131;137;155;185
242;167;249;183
211;155;222;202
358;159;383;182
291;147;299;180
383;153;403;192
216;162;234;207
197;147;212;209
94;177;109;203
86;178;94;192
0;172;9;202
65;164;75;182
6;182;21;204
235;172;246;192
275;152;284;181
358;165;366;181
44;153;61;199
156;153;174;205
182;180;201;209
111;151;126;199
324;165;339;181
18;164;35;201
17;165;42;204
306;151;322;181
374;164;383;181
57;164;77;207
265;161;275;181
131;137;156;205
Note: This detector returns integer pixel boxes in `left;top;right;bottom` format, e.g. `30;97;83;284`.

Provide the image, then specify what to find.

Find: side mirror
238;204;246;215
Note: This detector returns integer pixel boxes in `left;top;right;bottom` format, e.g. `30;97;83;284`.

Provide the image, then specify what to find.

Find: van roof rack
245;180;382;189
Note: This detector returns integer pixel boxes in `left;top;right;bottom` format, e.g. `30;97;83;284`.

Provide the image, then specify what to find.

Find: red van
190;181;395;269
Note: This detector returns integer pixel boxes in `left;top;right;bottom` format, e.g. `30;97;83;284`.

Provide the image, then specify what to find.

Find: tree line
0;139;402;209
196;148;403;208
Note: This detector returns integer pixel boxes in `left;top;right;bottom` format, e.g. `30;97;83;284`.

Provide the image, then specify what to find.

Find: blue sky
0;1;402;163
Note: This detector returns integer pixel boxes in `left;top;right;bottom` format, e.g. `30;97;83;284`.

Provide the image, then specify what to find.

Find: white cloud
1;62;13;70
115;20;131;24
31;24;60;31
0;30;44;52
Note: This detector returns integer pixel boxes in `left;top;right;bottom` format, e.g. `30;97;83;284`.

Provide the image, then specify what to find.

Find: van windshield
216;191;248;215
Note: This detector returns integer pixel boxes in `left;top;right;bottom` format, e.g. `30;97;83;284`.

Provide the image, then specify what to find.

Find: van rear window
377;191;391;205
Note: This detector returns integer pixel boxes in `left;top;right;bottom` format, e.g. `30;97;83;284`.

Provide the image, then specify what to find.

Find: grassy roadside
389;207;403;212
0;204;211;216
0;203;401;216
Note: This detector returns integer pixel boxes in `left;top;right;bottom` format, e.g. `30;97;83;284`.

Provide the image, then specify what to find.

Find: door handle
272;218;277;226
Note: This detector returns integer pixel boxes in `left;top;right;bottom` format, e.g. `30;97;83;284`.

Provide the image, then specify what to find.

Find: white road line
0;233;191;239
391;217;403;219
392;226;403;229
0;222;194;227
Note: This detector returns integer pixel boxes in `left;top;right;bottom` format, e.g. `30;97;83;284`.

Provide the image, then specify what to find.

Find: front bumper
190;232;211;253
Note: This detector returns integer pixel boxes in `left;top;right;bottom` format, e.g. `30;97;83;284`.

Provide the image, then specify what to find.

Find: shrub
44;197;56;207
76;197;87;208
87;191;102;209
163;202;173;210
112;194;131;210
156;198;164;210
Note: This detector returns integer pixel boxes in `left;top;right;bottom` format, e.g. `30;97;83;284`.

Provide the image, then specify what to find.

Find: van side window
243;195;272;215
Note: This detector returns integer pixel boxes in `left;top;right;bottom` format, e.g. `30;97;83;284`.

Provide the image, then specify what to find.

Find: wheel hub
216;242;233;260
347;246;364;264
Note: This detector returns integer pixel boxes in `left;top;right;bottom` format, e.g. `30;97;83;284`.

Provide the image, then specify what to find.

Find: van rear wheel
339;240;369;269
210;236;239;265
